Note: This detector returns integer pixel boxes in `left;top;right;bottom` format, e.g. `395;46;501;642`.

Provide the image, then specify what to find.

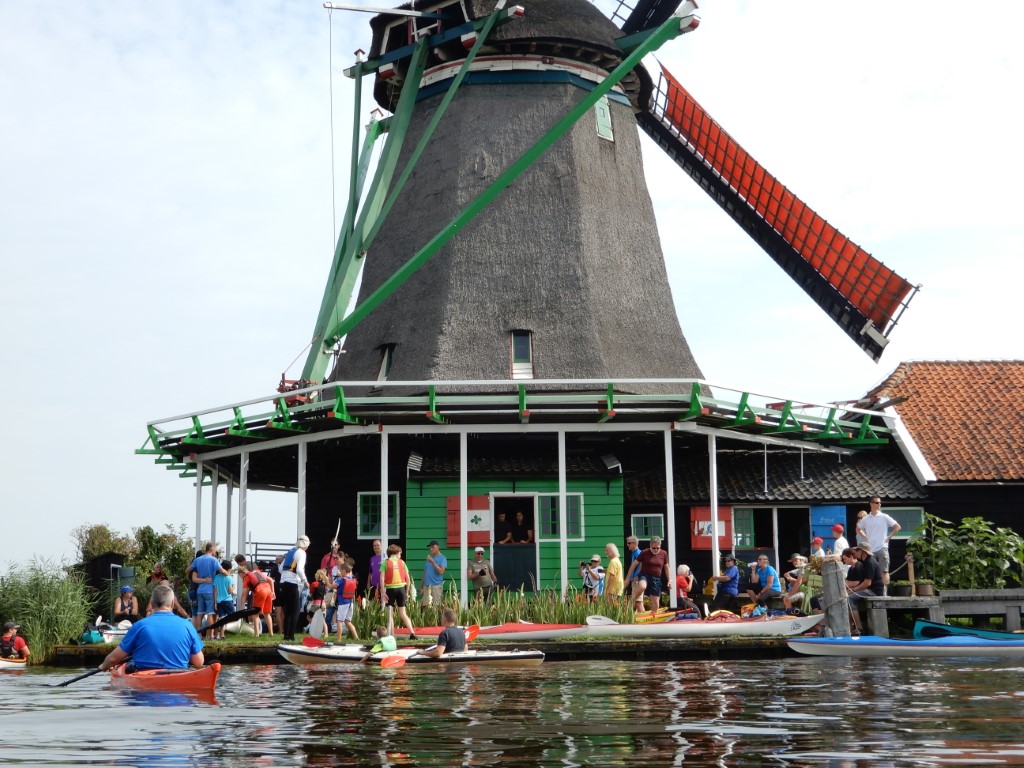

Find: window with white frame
630;514;664;541
510;330;534;380
356;492;400;539
537;494;583;540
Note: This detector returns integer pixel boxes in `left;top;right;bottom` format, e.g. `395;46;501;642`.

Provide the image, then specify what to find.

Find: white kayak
0;656;28;671
583;613;824;638
277;642;544;667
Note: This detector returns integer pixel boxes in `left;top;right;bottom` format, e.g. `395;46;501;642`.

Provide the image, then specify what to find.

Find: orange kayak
110;661;221;691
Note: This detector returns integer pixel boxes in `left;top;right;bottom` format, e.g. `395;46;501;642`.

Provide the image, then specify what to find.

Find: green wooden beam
765;400;809;435
328;385;362;424
321;12;691;347
679;382;708;420
266;398;309;433
518;384;530;423
598;382;617;422
425;385;448;424
726;392;761;428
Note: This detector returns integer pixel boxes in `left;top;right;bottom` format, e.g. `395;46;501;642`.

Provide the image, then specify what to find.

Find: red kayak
110;661;221;691
394;621;587;641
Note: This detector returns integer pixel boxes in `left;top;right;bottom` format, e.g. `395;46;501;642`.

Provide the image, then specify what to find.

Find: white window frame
630;513;664;541
510;330;534;380
883;506;925;540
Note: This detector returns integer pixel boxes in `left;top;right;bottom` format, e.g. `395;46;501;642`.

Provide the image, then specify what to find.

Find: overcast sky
2;1;1022;568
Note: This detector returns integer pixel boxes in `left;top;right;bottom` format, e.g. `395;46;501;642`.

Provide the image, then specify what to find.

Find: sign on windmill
446;496;491;547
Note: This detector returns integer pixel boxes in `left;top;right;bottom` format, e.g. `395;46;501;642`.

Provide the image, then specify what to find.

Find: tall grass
0;558;92;664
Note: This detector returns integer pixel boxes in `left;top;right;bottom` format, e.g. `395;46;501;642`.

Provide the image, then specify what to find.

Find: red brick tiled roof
865;360;1024;482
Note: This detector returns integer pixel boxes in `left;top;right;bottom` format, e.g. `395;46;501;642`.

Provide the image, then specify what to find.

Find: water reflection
2;658;1024;766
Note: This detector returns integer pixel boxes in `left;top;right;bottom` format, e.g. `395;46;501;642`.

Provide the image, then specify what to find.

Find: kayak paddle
380;655;406;669
465;624;480;642
302;636;328;648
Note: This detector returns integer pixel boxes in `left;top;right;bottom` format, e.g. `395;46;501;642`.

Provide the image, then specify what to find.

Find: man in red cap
831;523;849;555
810;537;825;558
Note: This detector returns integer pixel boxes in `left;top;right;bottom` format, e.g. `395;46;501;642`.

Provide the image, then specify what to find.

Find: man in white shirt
859;496;901;586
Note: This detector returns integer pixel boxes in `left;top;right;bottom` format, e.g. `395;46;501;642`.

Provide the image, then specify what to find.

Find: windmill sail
638;66;916;361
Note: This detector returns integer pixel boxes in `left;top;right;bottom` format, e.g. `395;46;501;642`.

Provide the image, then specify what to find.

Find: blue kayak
912;619;1024;641
788;634;1024;657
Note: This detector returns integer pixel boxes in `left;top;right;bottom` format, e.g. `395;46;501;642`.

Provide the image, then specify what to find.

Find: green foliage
0;558;92;664
907;513;1024;590
71;523;135;563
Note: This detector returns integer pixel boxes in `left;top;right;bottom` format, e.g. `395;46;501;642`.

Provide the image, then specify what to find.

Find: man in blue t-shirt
99;584;204;671
711;554;741;611
189;542;230;632
421;540;448;607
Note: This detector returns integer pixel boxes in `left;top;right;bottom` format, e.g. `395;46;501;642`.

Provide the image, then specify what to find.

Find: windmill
296;0;916;397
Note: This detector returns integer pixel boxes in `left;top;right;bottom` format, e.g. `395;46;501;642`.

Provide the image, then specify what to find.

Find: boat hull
109;662;221;690
0;657;27;670
277;643;544;667
913;619;1024;641
584;613;824;638
788;635;1024;658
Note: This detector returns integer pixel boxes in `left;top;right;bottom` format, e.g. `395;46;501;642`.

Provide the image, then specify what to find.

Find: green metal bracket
726;392;762;428
810;407;851;441
680;382;708;420
840;414;889;446
598;383;617;423
518;385;530;423
183;415;227;447
425;385;448;424
225;407;268;440
765;401;809;435
329;386;362;424
267;398;309;433
319;13;690;350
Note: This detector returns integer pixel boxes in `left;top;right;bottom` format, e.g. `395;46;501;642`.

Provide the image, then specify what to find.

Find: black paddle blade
54;666;106;687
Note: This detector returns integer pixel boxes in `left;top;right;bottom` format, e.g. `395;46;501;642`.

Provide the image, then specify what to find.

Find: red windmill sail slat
655;65;915;338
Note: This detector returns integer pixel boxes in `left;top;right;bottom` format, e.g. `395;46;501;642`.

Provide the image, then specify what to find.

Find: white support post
380;430;389;550
664;428;677;610
708;434;721;581
239;452;249;569
558;430;568;599
194;459;204;552
297;442;307;537
459;431;469;609
210;470;219;548
225;479;234;560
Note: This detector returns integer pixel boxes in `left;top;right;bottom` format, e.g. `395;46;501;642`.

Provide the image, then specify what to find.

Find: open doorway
492;495;536;592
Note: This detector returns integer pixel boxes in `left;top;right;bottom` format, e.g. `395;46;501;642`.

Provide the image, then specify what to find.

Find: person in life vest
334;561;360;643
279;536;311;641
359;626;397;663
1;621;30;660
380;544;418;640
239;559;275;637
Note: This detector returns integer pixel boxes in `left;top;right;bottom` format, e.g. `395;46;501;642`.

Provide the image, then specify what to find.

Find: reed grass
0;558;92;664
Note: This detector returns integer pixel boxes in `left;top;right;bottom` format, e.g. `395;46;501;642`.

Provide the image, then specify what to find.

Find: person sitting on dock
1;621;30;660
781;554;808;612
419;608;467;658
846;545;885;633
745;555;782;607
99;584;204;672
710;554;740;612
112;585;140;624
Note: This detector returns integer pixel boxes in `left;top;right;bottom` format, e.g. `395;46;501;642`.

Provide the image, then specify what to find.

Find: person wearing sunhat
710;554;741;612
782;554;808;612
112;585;140;624
421;540;448;607
846;544;885;633
1;621;30;660
579;554;605;602
468;546;497;602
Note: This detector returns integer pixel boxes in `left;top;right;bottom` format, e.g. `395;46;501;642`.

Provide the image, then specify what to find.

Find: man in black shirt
847;544;884;633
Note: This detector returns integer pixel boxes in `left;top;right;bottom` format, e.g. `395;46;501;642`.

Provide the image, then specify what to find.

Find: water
3;656;1024;767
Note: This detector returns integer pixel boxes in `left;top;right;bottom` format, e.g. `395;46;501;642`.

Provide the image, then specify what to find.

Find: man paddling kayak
98;584;204;672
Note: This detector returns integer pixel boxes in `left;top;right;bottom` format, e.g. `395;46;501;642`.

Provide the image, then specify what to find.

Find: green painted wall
404;476;624;590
